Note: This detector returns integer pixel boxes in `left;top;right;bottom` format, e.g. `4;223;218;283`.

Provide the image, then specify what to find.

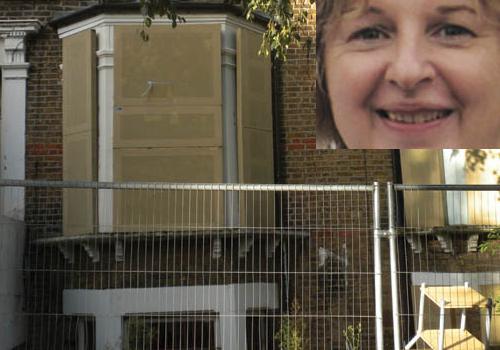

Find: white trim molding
63;283;278;350
57;13;265;39
0;20;41;220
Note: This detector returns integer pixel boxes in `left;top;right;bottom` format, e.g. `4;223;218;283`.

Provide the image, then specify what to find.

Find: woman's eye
434;24;475;39
349;27;389;41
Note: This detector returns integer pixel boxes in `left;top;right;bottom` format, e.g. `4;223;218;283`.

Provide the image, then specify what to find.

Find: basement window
124;313;217;350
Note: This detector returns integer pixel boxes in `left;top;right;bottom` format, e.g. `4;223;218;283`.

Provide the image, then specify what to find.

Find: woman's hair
316;0;359;148
316;0;500;149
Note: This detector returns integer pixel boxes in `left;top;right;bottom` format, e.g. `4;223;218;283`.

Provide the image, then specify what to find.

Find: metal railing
0;179;378;350
389;184;500;350
4;180;499;349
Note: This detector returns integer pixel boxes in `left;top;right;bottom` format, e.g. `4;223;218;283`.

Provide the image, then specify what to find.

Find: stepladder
405;282;493;350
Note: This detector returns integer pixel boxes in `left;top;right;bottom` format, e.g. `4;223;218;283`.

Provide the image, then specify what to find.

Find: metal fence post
387;182;401;350
373;182;384;350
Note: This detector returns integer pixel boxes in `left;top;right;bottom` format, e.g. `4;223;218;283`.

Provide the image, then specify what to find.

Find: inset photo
317;0;500;149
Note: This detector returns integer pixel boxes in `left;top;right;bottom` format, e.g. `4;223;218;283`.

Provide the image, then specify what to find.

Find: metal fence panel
390;184;500;350
0;180;379;350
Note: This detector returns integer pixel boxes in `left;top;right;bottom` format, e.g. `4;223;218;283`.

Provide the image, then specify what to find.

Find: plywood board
421;329;484;350
238;190;276;228
236;27;274;182
62;30;97;236
62;30;96;136
241;128;274;184
114;24;221;107
63;132;96;236
236;28;275;227
114;147;223;183
424;286;489;308
114;106;222;148
236;28;272;131
412;285;454;331
113;147;224;231
400;150;446;229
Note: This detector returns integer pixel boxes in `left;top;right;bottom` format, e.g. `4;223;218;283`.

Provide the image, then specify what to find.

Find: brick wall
277;3;397;348
276;3;394;186
5;1;401;349
0;2;98;348
2;0;396;201
0;0;99;241
25;233;294;348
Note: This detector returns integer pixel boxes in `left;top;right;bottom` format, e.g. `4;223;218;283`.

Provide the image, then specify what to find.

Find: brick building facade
4;1;497;350
0;1;395;186
0;1;400;349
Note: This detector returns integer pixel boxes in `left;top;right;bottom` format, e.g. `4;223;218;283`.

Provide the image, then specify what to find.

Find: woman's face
323;0;500;148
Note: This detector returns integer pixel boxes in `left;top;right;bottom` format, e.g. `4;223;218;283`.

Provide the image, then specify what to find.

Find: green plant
245;0;311;60
126;317;158;350
478;228;500;317
479;229;500;255
274;299;305;350
494;296;500;314
343;323;362;350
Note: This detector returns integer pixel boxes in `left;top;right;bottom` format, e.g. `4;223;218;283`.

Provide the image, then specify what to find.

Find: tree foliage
464;149;500;184
139;0;315;61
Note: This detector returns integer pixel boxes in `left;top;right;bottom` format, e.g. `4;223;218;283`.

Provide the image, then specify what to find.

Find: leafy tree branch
139;0;315;61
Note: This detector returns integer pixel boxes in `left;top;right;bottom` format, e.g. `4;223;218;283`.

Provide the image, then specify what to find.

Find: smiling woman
316;0;500;148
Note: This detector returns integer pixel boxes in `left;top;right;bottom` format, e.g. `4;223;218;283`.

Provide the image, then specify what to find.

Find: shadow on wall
0;216;26;349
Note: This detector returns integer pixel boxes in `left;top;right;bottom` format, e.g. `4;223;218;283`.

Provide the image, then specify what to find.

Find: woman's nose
384;37;436;92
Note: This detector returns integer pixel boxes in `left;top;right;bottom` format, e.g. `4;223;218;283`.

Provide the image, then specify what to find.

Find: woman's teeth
378;110;452;124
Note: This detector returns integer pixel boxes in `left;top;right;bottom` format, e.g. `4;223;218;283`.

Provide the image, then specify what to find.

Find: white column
96;25;114;232
1;31;30;220
0;23;39;350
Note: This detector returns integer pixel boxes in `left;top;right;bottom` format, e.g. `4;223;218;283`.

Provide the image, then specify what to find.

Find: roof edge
50;2;269;29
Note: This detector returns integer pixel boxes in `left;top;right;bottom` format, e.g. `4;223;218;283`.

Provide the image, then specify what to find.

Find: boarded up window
400;150;446;228
62;30;97;236
237;28;275;227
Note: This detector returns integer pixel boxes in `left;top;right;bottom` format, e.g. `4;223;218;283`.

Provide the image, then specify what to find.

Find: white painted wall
0;34;29;220
63;283;278;350
0;215;26;348
0;21;40;220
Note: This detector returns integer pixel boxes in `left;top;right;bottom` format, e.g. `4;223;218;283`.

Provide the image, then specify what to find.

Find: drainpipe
221;24;239;227
392;149;415;344
271;56;282;185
